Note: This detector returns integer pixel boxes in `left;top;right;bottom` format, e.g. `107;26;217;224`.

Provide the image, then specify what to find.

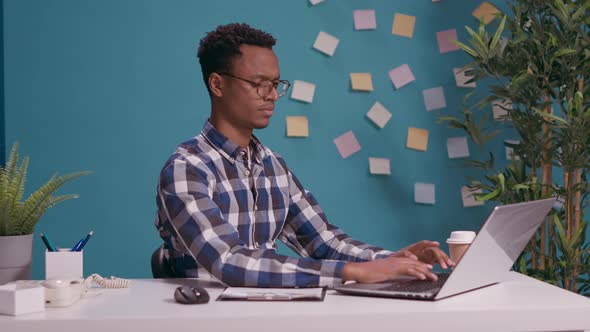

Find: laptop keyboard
379;273;450;293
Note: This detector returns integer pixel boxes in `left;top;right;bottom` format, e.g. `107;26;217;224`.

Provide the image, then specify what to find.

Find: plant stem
539;92;553;270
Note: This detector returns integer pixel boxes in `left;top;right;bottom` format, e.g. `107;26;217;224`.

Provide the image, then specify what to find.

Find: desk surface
1;272;589;332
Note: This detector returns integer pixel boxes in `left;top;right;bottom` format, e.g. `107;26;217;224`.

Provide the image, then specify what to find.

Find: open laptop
334;197;556;301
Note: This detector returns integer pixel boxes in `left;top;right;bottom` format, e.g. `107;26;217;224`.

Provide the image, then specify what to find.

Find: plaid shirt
155;121;393;287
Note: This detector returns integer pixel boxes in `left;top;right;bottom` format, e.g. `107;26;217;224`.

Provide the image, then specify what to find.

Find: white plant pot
0;234;33;285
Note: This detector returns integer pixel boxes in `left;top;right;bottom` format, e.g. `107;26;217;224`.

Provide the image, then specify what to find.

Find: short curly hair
197;23;276;95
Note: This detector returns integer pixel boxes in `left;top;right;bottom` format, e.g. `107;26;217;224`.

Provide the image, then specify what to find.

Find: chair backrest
151;244;175;278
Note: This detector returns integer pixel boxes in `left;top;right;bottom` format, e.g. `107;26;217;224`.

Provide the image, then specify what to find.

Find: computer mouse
174;285;210;304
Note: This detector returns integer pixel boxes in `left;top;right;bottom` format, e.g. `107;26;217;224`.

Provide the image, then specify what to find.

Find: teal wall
4;0;511;279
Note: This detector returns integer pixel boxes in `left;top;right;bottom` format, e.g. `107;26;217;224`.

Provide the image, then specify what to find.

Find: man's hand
393;240;455;269
342;256;437;283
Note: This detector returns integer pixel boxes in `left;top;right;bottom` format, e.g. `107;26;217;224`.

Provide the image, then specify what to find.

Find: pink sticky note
334;131;361;159
389;64;415;89
354;10;377;30
436;29;460;53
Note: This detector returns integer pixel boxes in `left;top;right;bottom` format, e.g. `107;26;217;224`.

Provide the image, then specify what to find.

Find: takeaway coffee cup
446;231;476;263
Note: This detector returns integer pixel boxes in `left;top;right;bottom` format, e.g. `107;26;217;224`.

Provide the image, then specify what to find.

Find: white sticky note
436;29;460;53
354;9;377;30
313;31;339;56
461;186;484;207
499;37;508;53
369;158;391;175
454;68;476;88
505;140;520;161
423;87;447;111
493;99;512;121
447;137;470;159
389;64;415;89
309;0;324;5
415;183;436;205
290;80;316;103
334;131;361;159
366;102;392;129
553;194;565;210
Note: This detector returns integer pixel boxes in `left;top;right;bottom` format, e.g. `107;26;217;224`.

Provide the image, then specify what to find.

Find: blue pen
74;231;94;251
40;233;57;252
71;239;84;251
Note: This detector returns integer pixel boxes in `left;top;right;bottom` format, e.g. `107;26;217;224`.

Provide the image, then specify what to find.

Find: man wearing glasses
155;23;454;287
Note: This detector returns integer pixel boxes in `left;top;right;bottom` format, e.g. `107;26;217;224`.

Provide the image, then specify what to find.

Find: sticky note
415;183;436;205
553;195;565;210
350;73;373;91
407;127;429;151
369;158;391;175
309;0;324;5
499;37;508;53
366;102;392;129
423;87;447;111
389;64;415;89
334;131;361;159
473;2;500;25
447;137;470;159
313;31;339;56
436;29;460;53
354;10;377;30
462;186;484;207
290;80;316;103
505;140;520;161
453;68;476;88
392;13;416;38
492;99;511;121
286;116;309;137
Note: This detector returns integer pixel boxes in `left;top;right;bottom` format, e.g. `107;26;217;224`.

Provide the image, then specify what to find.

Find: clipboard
216;287;327;301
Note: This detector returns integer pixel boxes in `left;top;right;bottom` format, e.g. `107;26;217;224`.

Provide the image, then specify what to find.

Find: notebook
217;287;326;301
334;198;556;301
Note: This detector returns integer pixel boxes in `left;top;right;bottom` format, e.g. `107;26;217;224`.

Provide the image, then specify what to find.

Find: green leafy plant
0;142;90;236
439;0;590;295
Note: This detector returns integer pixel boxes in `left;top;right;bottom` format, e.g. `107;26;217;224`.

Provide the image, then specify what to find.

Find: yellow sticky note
286;116;309;137
392;13;416;38
472;2;500;25
407;127;429;151
350;73;373;91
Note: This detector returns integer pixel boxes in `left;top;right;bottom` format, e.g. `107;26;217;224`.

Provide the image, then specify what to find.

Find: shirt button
245;170;250;176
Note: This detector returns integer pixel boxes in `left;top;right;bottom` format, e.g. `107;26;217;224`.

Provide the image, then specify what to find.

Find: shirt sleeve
157;157;345;288
276;156;394;262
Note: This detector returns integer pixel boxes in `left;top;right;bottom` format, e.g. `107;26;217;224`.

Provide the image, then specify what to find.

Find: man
155;23;454;287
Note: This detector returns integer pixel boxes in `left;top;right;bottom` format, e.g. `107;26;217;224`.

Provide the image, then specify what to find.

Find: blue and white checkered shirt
155;120;393;287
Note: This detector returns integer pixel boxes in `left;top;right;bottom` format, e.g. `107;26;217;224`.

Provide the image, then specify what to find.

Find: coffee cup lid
446;231;476;244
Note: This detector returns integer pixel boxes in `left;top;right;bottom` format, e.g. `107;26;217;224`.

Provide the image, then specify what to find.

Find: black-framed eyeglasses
218;72;290;98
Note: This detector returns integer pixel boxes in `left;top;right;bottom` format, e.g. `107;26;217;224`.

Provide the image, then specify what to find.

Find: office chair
151;244;176;278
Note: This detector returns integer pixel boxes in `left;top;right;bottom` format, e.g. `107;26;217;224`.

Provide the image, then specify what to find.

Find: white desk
1;272;589;332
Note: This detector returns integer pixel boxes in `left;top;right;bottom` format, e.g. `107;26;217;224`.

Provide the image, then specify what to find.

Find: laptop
334;197;556;301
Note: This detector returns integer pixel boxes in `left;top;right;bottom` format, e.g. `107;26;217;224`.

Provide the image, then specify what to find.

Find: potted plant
0;142;89;284
439;0;590;294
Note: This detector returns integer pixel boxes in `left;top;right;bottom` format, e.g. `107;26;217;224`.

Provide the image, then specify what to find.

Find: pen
71;239;84;251
73;231;93;251
40;233;57;252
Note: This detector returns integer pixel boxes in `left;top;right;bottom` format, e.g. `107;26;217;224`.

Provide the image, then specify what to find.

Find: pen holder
45;249;83;280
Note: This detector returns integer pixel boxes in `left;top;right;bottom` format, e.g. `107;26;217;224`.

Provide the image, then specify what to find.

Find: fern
0;142;90;236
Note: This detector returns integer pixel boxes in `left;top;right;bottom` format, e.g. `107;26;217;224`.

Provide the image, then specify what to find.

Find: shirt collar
200;120;265;164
